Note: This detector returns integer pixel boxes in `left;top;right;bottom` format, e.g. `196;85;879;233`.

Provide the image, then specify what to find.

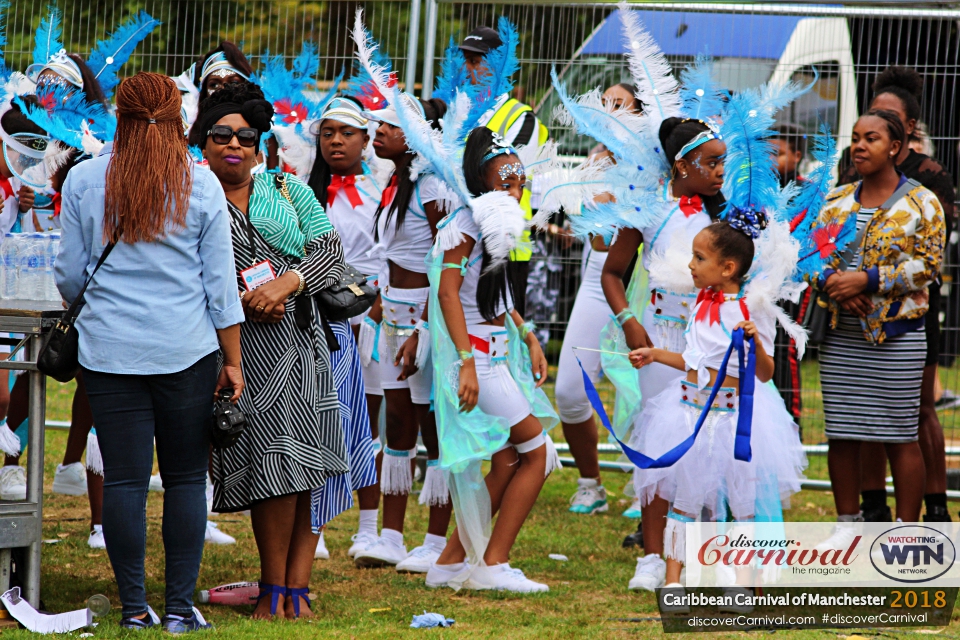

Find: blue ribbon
577;327;755;469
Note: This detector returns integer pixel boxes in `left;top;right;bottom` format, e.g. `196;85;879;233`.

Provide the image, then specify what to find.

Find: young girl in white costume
349;13;454;572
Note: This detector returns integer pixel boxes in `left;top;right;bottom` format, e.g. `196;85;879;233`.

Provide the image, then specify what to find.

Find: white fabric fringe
0;421;20;457
380;448;414;495
85;432;103;477
414;325;431;370
357;318;378;367
663;517;687;563
418;464;450;506
544;433;562;478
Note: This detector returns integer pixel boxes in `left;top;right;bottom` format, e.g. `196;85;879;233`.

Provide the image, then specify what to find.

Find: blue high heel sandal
286;587;311;618
256;582;286;616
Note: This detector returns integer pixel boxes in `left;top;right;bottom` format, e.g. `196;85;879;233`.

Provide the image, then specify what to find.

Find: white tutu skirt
632;380;806;521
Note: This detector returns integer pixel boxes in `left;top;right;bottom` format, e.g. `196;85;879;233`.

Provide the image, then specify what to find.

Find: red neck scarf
0;177;12;201
678;194;703;217
327;174;364;208
695;288;750;325
379;175;399;211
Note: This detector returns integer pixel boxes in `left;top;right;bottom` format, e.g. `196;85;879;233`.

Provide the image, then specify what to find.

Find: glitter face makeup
498;161;525;181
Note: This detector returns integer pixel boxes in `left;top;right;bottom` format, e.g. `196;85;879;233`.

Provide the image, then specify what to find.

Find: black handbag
273;174;378;321
37;242;116;383
210;388;247;449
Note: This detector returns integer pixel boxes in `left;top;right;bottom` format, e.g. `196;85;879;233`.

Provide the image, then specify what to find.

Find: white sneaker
396;544;441;573
815;521;862;553
464;564;549;593
0;466;26;501
659;583;689;613
204;521;235;545
568;484;609;515
628;554;666;591
355;536;407;568
348;532;378;558
88;524;105;549
148;474;164;492
315;532;329;560
425;562;471;589
52;462;87;496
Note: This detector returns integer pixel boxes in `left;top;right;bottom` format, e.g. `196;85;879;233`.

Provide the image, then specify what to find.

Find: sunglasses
207;125;258;148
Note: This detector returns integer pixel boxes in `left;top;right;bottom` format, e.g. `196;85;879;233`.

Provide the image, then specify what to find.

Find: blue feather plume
679;54;724;122
16;84;115;148
88;11;160;98
719;78;810;221
305;67;344;120
433;37;470;105
253;43;318;108
786;121;837;231
32;5;62;66
0;0;10;78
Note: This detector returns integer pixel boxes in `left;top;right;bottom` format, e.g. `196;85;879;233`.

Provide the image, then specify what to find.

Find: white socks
358;509;378;537
380;528;403;547
423;533;446;551
577;477;600;490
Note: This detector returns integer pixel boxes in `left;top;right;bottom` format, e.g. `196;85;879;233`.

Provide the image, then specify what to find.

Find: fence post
405;0;422;92
420;0;438;99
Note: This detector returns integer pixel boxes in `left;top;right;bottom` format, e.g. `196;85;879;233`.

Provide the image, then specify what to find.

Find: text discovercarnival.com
657;522;960;632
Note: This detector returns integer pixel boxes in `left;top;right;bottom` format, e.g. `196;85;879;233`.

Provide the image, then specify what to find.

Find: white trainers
148;474;164;492
348;532;378;558
0;466;26;501
628;554;666;591
88;524;106;549
52;462;87;496
568;483;609;515
355;536;407;568
425;562;471;589
464;563;549;593
396;544;441;573
204;521;235;545
315;532;330;560
815;521;862;553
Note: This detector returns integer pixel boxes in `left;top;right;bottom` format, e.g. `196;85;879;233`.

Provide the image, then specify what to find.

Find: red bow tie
51;192;62;217
0;177;12;201
695;288;750;325
327;174;364;209
679;194;703;217
379;175;399;211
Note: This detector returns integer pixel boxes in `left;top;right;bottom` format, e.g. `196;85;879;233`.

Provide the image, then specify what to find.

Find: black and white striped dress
211;200;350;512
819;207;926;443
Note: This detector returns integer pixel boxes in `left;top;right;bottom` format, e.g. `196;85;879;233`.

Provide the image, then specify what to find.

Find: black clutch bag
210;389;247;449
38;242;116;383
315;264;378;322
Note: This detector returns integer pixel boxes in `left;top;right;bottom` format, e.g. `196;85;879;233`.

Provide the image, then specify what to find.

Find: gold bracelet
290;269;306;296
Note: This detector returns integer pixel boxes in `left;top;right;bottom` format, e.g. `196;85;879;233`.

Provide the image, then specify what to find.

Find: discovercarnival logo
870;526;956;584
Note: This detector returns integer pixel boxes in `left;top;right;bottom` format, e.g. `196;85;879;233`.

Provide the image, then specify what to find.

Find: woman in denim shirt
57;73;244;633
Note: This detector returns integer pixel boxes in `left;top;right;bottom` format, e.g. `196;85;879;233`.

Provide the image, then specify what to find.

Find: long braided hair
104;72;190;244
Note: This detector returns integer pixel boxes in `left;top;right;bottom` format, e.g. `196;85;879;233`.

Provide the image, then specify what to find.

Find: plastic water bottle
20;234;44;300
0;234;18;300
42;233;60;301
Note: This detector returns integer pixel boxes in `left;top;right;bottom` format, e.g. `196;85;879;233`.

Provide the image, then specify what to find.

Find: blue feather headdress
15;83;115;151
432;37;471;106
32;5;63;67
347;12;396;112
0;0;9;79
679;54;725;122
463;16;519;136
87;11;160;99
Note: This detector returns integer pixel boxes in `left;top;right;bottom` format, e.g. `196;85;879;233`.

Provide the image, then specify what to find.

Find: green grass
9;378;957;638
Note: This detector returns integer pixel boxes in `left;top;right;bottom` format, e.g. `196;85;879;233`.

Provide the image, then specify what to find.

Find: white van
543;8;858;156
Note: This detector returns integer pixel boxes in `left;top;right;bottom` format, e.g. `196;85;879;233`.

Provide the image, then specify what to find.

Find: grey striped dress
819;208;926;443
211;193;349;512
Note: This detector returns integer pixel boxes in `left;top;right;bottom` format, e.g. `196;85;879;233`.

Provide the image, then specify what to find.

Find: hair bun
241;99;274;133
726;205;767;239
872;66;923;100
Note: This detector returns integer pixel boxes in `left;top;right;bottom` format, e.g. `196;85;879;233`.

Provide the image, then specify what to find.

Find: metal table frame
0;302;62;607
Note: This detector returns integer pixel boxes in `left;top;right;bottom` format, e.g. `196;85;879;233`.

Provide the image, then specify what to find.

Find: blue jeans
82;352;217;618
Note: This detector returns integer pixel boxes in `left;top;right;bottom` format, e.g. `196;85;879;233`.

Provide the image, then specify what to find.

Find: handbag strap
63;241;117;322
837;177;920;271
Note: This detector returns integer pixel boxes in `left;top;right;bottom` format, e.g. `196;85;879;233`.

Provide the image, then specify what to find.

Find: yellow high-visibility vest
484;98;549;262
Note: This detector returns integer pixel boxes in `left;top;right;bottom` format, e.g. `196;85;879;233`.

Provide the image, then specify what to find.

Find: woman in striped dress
198;83;350;620
817;109;945;537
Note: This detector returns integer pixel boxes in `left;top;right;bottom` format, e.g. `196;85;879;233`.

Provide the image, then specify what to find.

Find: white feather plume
80;120;105;157
0;73;36;121
647;229;697;294
352;9;395;102
618;1;681;131
43;140;74;175
470;190;527;267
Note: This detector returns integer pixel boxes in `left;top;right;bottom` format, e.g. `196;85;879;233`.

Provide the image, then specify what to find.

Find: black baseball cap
459;26;502;55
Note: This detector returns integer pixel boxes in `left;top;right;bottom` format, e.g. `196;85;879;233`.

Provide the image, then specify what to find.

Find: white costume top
683;293;775;389
639;195;713;273
3;177;59;234
456;211;513;326
373;173;439;276
323;164;382;276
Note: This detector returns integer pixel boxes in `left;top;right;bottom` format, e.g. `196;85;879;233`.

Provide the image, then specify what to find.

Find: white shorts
379;284;432;405
469;324;531;428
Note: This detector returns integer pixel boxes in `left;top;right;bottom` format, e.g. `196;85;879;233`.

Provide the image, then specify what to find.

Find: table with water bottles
0;232;67;607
